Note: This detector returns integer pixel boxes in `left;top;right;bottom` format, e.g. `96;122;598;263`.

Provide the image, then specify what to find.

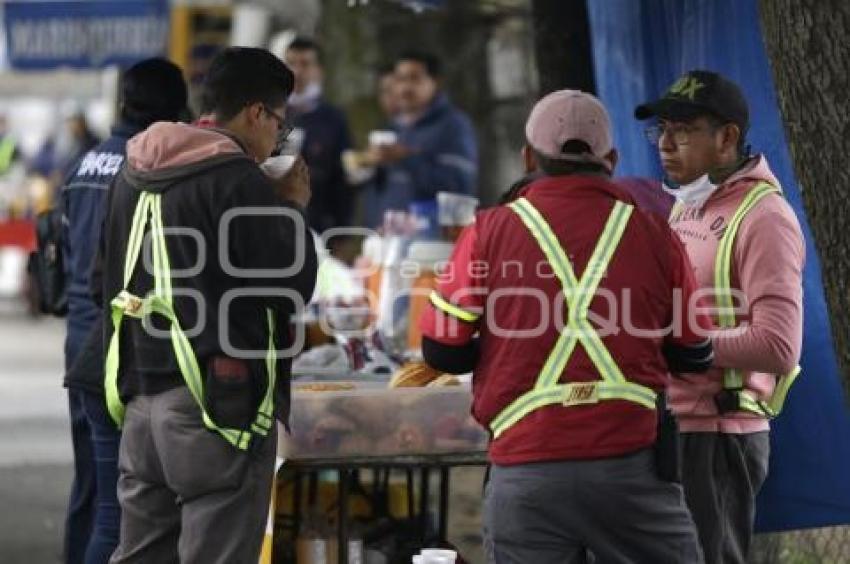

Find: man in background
61;58;188;564
282;37;353;233
362;50;478;228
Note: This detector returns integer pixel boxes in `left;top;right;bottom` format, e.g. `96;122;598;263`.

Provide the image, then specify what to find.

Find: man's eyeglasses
645;122;709;146
263;105;294;152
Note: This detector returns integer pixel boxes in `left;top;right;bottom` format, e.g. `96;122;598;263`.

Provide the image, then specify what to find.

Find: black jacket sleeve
422;336;479;375
663;338;713;374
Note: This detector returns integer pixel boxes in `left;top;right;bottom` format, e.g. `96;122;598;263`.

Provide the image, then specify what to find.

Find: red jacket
420;175;710;465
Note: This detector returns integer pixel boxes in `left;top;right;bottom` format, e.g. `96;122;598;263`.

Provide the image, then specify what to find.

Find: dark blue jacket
62;122;142;389
291;99;352;232
363;93;478;227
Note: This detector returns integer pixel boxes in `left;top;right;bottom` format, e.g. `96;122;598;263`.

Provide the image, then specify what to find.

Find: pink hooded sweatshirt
668;155;805;433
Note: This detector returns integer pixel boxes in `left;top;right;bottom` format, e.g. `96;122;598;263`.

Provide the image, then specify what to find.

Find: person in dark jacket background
61;58;188;564
281;36;353;233
362;50;478;228
102;47;316;563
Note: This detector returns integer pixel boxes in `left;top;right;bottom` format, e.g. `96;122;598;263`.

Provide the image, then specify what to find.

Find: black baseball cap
634;70;748;131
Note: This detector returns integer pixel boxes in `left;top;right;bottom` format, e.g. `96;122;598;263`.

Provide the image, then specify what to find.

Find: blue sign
4;0;170;70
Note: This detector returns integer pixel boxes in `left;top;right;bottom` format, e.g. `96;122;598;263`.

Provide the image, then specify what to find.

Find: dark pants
681;432;770;564
482;449;704;564
65;389;122;564
110;386;276;564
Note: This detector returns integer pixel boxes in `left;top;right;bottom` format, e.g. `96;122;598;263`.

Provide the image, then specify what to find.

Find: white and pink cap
525;89;613;171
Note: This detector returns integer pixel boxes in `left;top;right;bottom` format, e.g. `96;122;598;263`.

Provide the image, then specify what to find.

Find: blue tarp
586;0;850;532
3;0;169;70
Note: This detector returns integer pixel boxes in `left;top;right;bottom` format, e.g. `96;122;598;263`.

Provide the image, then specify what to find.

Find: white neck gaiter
663;174;719;207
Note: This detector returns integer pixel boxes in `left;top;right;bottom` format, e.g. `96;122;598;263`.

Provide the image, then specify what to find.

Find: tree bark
758;0;850;379
531;0;595;95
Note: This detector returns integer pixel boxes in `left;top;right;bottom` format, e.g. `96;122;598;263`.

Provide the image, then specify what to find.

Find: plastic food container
281;383;488;460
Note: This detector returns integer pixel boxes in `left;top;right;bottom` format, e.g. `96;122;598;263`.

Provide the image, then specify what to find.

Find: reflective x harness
486;197;657;439
104;192;277;450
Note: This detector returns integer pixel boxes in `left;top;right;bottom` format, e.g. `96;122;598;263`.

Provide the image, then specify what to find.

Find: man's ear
244;102;263;127
722;123;742;155
604;148;618;174
522;144;538;174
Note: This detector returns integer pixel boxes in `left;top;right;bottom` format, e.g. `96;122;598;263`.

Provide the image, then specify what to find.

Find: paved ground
0;305;71;564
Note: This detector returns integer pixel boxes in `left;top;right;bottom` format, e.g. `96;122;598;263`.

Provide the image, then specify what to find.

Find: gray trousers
483;449;704;564
681;432;770;564
109;386;276;564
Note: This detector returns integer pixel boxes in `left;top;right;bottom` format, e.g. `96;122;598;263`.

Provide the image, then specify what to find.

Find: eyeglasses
262;104;294;152
645;122;711;146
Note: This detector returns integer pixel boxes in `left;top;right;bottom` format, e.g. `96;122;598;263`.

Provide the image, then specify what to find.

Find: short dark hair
120;58;188;127
397;50;441;78
287;36;323;64
532;142;610;177
704;112;748;156
200;47;295;122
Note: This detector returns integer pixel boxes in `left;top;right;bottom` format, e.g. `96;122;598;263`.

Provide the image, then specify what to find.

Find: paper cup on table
437;192;478;226
420;548;457;563
369;129;399;146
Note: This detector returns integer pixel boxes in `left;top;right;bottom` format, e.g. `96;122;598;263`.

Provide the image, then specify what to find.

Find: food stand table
276;379;489;563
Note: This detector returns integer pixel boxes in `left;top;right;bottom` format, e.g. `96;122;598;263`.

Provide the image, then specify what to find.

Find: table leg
419;467;430;543
406;469;415;518
438;467;450;542
339;468;350;564
293;470;303;537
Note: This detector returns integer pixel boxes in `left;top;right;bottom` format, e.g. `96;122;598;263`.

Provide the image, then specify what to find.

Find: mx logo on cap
667;75;705;101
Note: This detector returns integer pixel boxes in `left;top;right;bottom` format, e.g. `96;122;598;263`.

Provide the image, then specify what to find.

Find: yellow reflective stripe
149;202;255;450
124;194;152;288
252;308;277;437
669;200;684;223
574;203;632;384
104;307;125;426
491;388;564;438
508;200;580;389
768;366;800;415
491;198;646;439
713;183;780;394
724;368;744;389
714;183;778;329
712;183;802;415
107;191;278;448
429;291;480;323
490;381;657;438
105;194;156;427
509;199;632;387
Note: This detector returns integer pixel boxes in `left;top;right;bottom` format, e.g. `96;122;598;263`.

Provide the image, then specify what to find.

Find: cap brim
634;98;705;121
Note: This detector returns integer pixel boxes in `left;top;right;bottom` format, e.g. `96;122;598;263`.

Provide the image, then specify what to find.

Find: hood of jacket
123;122;251;193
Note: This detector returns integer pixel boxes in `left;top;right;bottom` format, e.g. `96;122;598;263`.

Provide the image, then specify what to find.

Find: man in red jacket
421;90;712;563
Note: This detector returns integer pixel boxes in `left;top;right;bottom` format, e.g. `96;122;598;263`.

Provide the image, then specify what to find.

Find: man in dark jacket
282;36;353;232
102;47;316;563
362;50;478;227
61;58;187;564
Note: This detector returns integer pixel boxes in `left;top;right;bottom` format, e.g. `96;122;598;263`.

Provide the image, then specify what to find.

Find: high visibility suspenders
712;182;800;418
489;197;657;440
104;192;277;450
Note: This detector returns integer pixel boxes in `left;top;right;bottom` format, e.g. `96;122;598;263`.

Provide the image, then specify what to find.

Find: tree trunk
758;0;850;380
531;0;595;95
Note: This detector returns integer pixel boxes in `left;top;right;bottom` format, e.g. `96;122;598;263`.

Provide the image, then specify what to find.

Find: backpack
28;207;67;316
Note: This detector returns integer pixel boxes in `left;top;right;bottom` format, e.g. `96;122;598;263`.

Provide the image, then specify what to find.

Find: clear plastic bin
281;383;488;460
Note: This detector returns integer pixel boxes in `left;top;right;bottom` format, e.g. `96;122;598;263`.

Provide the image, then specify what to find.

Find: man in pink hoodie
635;70;804;563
